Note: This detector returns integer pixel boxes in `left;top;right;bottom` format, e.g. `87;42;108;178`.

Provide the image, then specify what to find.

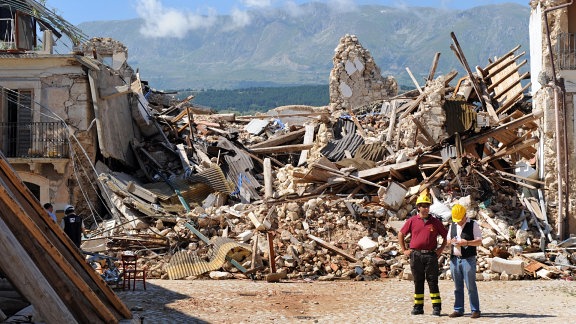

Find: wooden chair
121;252;146;291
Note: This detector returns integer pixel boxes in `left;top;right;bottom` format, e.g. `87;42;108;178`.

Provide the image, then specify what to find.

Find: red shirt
400;214;448;250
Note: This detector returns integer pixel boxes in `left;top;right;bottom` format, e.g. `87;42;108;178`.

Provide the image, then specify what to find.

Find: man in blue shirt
43;203;57;222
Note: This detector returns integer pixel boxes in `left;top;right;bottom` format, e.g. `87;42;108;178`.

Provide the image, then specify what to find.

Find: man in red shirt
398;193;448;316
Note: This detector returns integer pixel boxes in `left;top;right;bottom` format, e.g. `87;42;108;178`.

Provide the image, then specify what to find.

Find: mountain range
75;3;530;90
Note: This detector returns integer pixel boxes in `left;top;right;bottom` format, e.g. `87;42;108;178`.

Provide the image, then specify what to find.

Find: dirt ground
117;278;576;323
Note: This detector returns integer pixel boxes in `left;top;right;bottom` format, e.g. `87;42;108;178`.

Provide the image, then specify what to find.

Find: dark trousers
410;250;441;307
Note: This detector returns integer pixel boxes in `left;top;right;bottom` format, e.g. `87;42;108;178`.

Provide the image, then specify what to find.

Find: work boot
411;305;424;315
432;305;441;316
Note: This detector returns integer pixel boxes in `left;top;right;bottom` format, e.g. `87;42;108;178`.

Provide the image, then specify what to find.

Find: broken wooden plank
398;92;425;119
249;127;307;149
406;67;423;93
386;100;398;143
250;143;314;154
313;163;386;189
478;210;510;241
307;234;358;262
263;158;273;199
480;137;538;164
298;124;316;166
0;215;78;324
450;32;486;112
495;81;532;115
0;155;131;321
495;170;545;186
462;109;542;146
487;59;528;92
412;116;436;146
427;52;441;81
483;45;522;72
356;159;417;180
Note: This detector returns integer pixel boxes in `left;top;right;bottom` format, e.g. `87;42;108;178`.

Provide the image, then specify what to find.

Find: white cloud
228;8;252;29
136;0;217;38
326;0;359;13
242;0;273;8
283;0;309;16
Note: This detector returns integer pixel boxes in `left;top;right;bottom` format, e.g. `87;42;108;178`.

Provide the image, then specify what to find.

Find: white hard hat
64;205;75;214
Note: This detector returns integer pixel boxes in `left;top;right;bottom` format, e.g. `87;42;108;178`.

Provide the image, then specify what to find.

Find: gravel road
117;278;576;323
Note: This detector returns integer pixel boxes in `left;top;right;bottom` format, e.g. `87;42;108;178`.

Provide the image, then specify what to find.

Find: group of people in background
43;203;86;248
398;192;482;319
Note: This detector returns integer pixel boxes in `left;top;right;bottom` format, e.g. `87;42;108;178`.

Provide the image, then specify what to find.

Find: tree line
177;85;329;115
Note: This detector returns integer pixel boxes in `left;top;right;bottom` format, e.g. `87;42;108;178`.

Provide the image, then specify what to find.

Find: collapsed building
2;0;576;322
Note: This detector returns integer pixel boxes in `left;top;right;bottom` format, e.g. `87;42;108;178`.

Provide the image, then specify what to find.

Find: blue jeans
450;256;480;313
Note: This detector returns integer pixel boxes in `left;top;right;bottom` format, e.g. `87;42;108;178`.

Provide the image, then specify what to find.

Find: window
0;89;33;157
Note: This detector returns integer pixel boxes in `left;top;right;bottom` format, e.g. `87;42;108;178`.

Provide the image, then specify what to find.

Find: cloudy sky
46;0;530;38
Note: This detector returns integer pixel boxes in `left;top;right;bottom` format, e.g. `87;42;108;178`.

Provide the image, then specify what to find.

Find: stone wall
329;34;398;111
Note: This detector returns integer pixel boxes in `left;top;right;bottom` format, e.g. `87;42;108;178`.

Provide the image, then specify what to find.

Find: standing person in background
60;205;86;248
447;204;482;319
398;193;448;316
43;203;57;222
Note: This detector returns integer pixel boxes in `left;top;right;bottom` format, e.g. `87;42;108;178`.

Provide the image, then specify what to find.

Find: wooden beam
264;158;273;199
450;32;486;111
411;116;435;146
0;184;116;323
487;59;528;92
406;67;423;93
483;45;522;71
249;128;307;149
356;160;417;179
307;234;358;262
312;163;386;189
250;143;314;154
0;215;78;324
298;124;316;166
398;92;425;119
495;82;532;115
462;109;542;146
386;100;398;143
480;137;538;164
0;155;131;321
493;72;530;100
427;52;441;81
484;52;525;79
495;170;545;185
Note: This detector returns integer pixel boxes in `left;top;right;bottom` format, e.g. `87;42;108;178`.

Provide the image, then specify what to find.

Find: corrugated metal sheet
186;163;233;194
444;99;477;135
320;118;365;162
216;137;261;201
166;237;251;279
353;142;387;162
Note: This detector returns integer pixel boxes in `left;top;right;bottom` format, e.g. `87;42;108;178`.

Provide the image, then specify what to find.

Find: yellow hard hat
452;204;466;222
416;194;432;205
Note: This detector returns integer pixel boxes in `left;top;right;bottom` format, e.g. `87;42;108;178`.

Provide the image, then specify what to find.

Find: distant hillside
75;3;530;90
182;85;329;114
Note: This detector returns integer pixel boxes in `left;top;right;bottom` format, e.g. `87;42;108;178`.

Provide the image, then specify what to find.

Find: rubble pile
82;34;576;283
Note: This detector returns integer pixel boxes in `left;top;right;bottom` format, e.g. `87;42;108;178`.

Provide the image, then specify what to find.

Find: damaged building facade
0;1;152;222
530;0;576;238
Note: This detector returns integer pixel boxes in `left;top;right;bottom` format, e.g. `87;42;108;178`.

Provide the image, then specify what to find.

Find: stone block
490;257;524;275
358;236;378;253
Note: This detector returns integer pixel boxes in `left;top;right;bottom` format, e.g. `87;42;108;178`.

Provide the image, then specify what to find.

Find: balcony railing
0;121;69;158
556;32;576;70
